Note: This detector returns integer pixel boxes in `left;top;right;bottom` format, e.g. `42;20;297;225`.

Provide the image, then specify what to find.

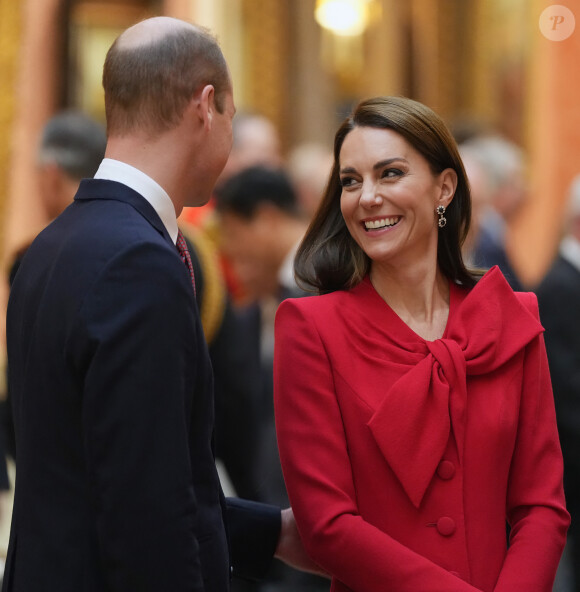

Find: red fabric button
436;460;456;480
436;516;456;536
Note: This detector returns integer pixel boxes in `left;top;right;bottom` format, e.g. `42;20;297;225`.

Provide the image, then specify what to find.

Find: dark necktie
176;229;196;295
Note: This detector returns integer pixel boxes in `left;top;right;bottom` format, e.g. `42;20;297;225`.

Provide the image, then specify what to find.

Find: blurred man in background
215;166;328;592
286;142;332;220
536;176;580;592
458;141;492;261
460;135;527;290
8;110;107;285
36;112;107;219
220;113;283;184
215;166;307;306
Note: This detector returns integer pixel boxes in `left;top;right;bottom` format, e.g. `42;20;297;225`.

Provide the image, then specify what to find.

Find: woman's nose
359;182;382;207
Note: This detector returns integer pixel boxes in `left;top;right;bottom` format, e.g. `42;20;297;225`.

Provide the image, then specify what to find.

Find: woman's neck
370;258;450;341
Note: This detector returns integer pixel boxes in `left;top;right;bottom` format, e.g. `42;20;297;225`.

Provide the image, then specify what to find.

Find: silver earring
436;205;447;228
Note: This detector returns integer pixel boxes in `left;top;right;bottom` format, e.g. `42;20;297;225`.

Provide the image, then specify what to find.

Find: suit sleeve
211;302;263;500
493;293;569;591
68;242;205;591
274;299;484;592
226;497;281;581
536;273;580;474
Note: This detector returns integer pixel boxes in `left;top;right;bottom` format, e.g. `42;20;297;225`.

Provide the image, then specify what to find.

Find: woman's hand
275;507;330;579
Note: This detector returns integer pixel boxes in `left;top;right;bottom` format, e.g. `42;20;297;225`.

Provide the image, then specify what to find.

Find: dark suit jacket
4;229;262;502
536;255;580;505
237;286;306;508
4;179;278;591
237;289;329;592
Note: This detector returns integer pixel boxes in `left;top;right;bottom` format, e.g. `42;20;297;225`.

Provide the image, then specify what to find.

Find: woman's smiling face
339;126;456;268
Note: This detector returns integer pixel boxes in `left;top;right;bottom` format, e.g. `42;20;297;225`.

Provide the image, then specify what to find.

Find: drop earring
436;205;447;228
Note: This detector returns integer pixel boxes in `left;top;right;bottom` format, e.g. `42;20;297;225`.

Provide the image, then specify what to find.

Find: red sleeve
494;293;569;591
274;299;484;592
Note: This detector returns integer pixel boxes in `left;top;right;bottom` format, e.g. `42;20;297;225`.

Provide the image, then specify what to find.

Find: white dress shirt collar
560;235;580;274
94;158;178;244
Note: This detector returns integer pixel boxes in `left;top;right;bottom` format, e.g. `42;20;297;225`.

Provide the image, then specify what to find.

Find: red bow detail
367;268;542;508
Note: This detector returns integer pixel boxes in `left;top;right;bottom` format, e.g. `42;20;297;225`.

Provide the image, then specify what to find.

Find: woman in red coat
273;96;569;592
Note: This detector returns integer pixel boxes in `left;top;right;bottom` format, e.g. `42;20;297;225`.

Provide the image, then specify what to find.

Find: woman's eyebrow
340;157;409;175
373;157;408;170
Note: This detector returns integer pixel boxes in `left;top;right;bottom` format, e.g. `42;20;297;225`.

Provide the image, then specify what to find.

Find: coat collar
74;178;173;246
365;267;543;508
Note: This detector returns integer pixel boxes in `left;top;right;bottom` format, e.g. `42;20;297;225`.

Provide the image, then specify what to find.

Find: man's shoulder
552;254;580;283
18;196;177;303
38;199;162;259
538;255;580;296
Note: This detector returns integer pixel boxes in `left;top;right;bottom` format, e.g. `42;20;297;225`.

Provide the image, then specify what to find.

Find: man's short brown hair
102;23;230;137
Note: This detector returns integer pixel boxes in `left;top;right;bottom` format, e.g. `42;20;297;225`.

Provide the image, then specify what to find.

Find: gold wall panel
0;0;23;254
241;0;291;148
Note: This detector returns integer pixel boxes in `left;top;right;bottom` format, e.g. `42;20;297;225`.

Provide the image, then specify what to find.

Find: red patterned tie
176;229;196;296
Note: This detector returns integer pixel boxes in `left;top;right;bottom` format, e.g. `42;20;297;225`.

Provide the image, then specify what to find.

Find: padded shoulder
515;291;540;321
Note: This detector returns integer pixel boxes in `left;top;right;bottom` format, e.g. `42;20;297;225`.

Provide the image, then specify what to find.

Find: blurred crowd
0;106;579;591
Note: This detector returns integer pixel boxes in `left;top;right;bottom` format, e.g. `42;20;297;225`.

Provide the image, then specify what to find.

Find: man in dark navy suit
3;16;319;592
459;135;527;291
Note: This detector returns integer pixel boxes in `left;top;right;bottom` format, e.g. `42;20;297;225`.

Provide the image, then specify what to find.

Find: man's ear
437;168;458;209
197;84;216;131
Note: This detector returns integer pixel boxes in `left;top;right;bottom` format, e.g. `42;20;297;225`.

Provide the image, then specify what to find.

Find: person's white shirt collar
278;241;300;292
94;158;179;244
560;234;580;274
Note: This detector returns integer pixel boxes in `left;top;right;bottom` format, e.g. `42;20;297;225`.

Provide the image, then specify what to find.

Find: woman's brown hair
294;96;482;294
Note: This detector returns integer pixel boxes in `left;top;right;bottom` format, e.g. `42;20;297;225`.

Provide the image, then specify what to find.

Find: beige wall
3;0;64;266
0;0;65;363
510;0;580;285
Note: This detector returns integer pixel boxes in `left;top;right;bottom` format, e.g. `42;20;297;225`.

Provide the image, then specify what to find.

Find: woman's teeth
364;217;400;230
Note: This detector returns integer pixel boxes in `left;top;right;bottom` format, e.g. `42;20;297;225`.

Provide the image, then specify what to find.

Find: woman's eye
382;168;403;179
340;176;358;188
